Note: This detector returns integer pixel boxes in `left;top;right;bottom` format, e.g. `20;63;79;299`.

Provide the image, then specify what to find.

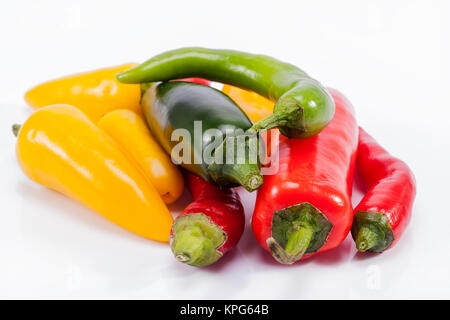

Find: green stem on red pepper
170;173;245;267
252;89;358;264
351;129;415;253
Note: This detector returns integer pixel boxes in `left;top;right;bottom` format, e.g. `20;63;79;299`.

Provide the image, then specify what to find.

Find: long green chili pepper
117;47;335;139
141;81;263;192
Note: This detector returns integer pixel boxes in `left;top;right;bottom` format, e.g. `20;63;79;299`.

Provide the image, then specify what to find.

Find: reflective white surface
1;0;450;299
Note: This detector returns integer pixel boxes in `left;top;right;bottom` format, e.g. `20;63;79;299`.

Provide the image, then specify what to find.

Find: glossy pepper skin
141;81;263;192
116;47;335;139
15;104;173;242
25;64;141;121
222;84;274;123
351;128;416;252
252;89;358;264
170;173;245;267
98;109;184;204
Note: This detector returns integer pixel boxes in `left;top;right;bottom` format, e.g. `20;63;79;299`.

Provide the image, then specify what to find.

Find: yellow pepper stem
12;124;21;137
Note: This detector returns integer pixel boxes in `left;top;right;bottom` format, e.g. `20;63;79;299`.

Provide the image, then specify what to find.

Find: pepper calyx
170;213;226;267
268;202;332;264
351;211;394;253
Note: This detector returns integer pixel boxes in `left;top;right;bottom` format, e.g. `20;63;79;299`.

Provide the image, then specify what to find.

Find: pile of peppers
14;47;416;267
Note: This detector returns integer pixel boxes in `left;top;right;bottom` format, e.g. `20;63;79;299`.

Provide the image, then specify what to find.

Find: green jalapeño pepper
141;81;263;192
117;47;335;139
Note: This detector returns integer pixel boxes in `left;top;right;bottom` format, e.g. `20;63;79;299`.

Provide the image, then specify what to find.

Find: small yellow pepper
24;64;141;122
222;84;274;123
15;104;173;242
98;109;184;204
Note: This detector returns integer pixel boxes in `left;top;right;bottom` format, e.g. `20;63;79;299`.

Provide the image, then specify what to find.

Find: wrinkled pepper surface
25;64;141;121
15;104;173;242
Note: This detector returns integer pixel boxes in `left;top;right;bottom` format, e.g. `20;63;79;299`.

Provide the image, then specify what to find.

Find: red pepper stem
355;226;380;252
284;226;314;257
170;213;225;267
351;211;395;253
268;203;332;264
12;124;21;137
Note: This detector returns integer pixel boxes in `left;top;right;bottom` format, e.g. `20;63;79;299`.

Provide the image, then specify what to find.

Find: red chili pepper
252;89;358;264
351;128;416;252
170;173;245;267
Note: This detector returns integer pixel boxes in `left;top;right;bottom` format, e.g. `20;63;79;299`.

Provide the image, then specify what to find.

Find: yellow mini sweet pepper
24;64;141;122
222;84;274;123
98;109;184;204
15;104;173;242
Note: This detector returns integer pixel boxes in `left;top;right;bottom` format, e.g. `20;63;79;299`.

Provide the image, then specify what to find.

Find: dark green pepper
141;81;263;192
117;47;335;139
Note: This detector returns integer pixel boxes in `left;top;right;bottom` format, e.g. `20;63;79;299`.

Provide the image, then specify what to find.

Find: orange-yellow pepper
24;64;141;122
98;109;184;204
222;84;274;123
15;104;173;242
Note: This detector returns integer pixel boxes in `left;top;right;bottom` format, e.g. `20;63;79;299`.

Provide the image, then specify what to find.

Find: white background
1;0;449;299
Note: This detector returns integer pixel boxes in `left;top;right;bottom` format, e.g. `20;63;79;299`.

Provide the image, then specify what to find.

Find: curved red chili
251;89;358;264
170;173;245;267
351;128;416;252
